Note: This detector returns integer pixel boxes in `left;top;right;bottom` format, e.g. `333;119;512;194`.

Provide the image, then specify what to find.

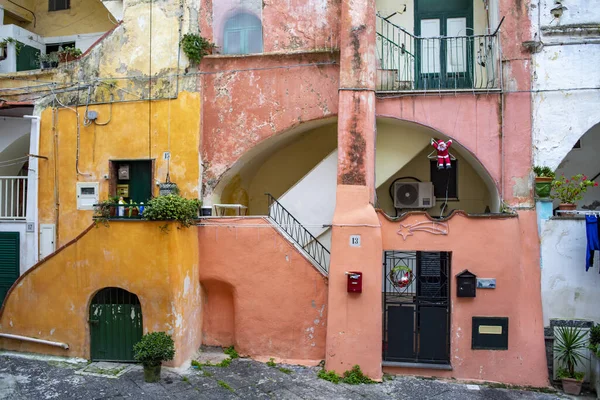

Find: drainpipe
0;333;69;349
24;114;40;267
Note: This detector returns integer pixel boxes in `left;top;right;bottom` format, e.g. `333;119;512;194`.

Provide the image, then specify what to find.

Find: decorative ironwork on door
89;287;143;362
383;251;451;364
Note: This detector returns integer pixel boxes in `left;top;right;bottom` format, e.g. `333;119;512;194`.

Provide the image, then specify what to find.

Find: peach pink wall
197;218;328;365
201;280;235;347
200;52;339;194
376;95;502;193
200;0;340;53
378;210;548;387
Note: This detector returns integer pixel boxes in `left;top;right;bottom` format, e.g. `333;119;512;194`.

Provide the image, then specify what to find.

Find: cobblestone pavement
0;353;584;400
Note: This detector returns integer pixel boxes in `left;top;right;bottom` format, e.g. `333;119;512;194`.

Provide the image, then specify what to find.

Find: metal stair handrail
266;193;330;274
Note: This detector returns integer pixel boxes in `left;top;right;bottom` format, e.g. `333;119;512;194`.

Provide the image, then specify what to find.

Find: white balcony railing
0;177;28;220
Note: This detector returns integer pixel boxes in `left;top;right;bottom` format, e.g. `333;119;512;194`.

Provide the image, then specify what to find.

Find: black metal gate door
383;251;450;364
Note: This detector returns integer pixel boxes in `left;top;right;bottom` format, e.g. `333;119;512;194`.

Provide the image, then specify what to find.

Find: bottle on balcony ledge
118;197;125;217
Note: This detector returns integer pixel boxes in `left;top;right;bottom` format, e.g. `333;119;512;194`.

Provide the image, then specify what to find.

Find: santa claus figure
431;138;453;169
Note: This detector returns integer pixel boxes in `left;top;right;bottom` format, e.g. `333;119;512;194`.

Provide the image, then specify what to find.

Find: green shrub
224;346;239;359
180;33;216;64
341;365;375;385
142;194;201;228
590;325;600;347
133;332;175;367
317;369;341;384
533;166;555;179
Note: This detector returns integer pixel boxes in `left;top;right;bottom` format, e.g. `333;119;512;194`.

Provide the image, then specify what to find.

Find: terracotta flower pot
534;176;553;198
561;377;583;395
559;203;577;211
109;206;116;217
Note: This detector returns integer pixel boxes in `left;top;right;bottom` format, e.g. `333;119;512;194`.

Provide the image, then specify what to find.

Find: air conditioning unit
393;182;435;209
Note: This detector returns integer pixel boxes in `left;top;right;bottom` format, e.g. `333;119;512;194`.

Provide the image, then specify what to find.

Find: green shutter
0;232;20;305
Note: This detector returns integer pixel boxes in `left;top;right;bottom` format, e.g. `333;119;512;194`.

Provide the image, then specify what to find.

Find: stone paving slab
0;353;594;400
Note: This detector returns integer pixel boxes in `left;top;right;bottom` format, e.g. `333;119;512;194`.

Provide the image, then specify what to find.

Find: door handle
89;319;99;325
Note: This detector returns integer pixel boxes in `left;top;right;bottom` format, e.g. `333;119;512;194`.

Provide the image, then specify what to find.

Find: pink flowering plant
551;174;598;204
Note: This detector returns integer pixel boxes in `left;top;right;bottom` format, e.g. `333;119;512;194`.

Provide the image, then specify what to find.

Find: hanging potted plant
133;331;175;383
390;264;413;289
554;326;588;395
551;174;597;211
533;166;555;198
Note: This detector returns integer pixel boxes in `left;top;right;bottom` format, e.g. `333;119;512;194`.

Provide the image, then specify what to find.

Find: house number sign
350;235;361;247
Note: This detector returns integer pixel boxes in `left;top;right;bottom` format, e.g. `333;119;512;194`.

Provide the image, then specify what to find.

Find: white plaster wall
531;0;600;169
540;218;600;326
278;150;337;242
0;24;44;73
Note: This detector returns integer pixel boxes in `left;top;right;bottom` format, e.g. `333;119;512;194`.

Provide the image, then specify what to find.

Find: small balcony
375;12;502;93
0;177;27;220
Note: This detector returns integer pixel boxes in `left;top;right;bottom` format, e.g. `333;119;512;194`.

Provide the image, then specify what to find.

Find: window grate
49;0;70;12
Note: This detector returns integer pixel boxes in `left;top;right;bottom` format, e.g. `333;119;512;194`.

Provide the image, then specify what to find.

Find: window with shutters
49;0;70;12
430;160;458;199
223;12;263;55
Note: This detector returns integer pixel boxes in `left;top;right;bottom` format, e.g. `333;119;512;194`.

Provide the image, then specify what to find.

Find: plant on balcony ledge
551;174;597;211
57;46;82;63
0;38;23;56
38;52;59;69
142;194;201;228
180;33;216;64
533;166;555;199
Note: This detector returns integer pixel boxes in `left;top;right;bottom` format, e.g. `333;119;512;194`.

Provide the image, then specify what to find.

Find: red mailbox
347;271;362;293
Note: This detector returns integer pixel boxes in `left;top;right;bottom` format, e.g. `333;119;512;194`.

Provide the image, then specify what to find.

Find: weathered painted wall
540;218;600;326
380;211;548;387
376;95;502;197
38;92;201;247
531;0;600;169
378;146;492;216
0;0;115;37
0;221;202;366
197;218;328;365
201;0;340;53
246;123;337;215
201;52;339;202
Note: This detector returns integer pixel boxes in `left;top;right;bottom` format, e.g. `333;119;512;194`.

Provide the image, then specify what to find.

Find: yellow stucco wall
244;123;338;215
38;91;201;248
1;0;115;37
377;145;491;216
0;221;202;366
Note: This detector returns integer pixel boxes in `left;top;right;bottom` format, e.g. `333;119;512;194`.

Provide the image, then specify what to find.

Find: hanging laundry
585;215;600;271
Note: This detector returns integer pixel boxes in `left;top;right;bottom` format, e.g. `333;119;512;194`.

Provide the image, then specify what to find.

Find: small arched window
223;12;263;55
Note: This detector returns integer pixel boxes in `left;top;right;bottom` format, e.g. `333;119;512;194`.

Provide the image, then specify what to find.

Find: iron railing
0;176;27;220
266;193;330;275
376;14;502;92
93;202;146;220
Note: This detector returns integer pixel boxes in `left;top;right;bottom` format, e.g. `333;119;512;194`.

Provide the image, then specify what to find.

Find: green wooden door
0;232;19;306
117;161;152;204
89;287;143;362
415;0;473;89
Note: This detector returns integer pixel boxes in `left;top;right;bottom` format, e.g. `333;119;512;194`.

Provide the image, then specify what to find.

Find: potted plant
133;331;175;383
533;166;555;198
551;174;598;211
589;324;600;397
143;194;201;228
57;46;82;63
179;33;216;64
554;326;588;395
38;52;59;69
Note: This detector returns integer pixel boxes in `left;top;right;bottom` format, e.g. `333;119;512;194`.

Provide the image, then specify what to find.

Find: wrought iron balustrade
376;14;502;92
0;177;27;220
266;193;329;275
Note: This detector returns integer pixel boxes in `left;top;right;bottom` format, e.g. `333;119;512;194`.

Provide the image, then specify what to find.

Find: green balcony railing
376;14;503;92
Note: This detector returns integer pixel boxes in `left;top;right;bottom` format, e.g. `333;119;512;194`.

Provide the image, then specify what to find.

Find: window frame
430;159;459;200
49;0;71;12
